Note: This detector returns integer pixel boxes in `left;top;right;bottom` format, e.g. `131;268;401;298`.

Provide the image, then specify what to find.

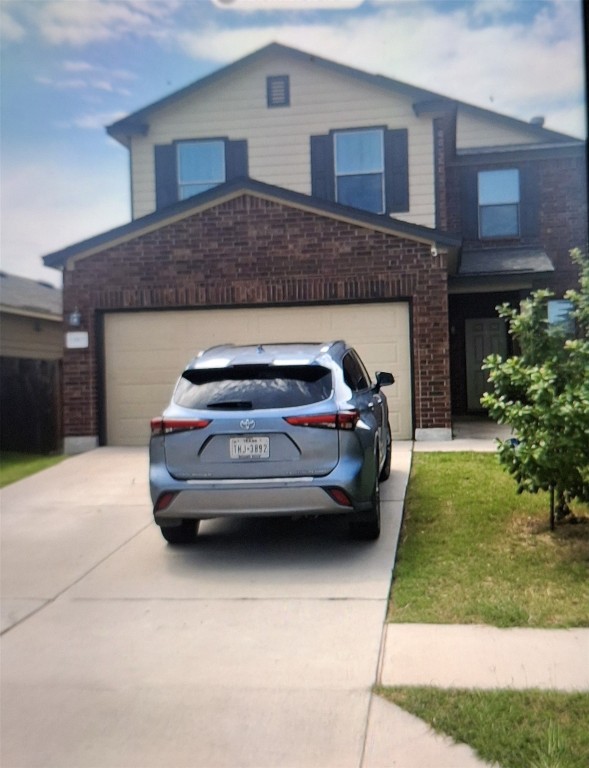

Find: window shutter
384;129;409;213
225;139;249;180
461;167;479;239
310;134;335;202
154;144;178;210
520;165;540;238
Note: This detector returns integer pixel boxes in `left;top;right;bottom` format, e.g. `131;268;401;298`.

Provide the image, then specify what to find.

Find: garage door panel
104;304;412;446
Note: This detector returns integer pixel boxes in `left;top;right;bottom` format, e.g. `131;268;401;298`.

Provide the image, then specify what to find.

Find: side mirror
375;371;395;390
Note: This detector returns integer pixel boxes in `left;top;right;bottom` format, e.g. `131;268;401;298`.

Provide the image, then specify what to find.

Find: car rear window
174;365;333;410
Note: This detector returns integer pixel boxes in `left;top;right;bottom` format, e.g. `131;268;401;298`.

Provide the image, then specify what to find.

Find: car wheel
379;426;392;482
160;520;200;545
350;479;381;541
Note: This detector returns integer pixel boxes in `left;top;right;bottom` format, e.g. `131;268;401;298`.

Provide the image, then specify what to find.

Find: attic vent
267;75;290;108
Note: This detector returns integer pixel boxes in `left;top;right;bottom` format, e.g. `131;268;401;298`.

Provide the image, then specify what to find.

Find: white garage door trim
103;303;412;446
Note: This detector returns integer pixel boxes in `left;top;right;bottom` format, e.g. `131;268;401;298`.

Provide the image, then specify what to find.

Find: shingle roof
0;272;62;319
458;247;555;276
106;42;579;147
43;176;461;269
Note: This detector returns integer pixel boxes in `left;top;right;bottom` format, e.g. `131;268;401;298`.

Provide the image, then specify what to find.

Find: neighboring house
0;272;63;453
43;43;587;453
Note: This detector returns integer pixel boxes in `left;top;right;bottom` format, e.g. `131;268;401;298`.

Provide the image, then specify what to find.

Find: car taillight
154;491;178;512
283;411;359;430
325;488;353;507
150;418;211;436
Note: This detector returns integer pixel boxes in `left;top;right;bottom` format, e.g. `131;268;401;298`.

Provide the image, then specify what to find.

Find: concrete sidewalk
380;624;589;691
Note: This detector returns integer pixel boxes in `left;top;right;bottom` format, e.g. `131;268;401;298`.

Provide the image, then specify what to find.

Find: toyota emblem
240;418;256;431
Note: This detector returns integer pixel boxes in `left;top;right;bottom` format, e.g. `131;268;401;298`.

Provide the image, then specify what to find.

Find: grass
384;453;589;765
0;451;66;488
388;453;589;627
377;687;589;768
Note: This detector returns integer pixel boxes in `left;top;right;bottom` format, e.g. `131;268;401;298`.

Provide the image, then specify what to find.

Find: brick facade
446;148;588;296
62;194;450;441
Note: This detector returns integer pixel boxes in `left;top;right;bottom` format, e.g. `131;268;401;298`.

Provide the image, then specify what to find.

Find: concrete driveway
1;446;411;768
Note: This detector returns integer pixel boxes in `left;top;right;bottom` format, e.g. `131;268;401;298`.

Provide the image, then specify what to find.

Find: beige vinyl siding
130;53;435;226
456;107;542;149
104;303;412;446
0;312;63;360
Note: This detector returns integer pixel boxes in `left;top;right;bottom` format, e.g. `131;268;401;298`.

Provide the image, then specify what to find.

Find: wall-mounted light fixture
68;308;81;327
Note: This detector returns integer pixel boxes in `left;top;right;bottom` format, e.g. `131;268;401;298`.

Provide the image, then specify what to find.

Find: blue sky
1;0;586;286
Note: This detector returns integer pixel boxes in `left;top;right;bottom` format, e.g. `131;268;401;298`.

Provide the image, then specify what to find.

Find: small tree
482;248;589;529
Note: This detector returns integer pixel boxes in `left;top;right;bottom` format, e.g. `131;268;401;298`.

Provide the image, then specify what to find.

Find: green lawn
0;451;66;488
382;453;589;767
378;687;589;768
388;453;589;628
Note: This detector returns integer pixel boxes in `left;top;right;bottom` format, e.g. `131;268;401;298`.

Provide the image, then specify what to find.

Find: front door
465;318;507;411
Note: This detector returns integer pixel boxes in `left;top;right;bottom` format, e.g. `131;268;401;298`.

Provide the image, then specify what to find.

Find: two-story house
43;43;587;453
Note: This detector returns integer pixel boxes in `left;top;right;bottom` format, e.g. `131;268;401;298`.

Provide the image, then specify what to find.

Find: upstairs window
311;127;408;215
334;129;385;214
177;140;225;200
267;75;290;107
478;169;520;238
155;138;248;211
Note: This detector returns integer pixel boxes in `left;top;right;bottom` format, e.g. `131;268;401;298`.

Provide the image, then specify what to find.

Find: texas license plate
230;436;270;459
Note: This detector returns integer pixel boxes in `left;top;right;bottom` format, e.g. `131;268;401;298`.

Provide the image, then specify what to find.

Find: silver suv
149;341;394;543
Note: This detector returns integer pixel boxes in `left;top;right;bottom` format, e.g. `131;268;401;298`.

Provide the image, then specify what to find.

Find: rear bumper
149;428;378;525
150;465;374;525
154;482;352;522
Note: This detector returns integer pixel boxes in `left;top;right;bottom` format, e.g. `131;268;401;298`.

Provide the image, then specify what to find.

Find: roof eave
104;42;579;150
43;178;460;269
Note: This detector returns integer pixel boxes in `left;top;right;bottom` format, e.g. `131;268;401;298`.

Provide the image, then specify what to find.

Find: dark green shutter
384;129;409;213
461;167;479;239
154;144;178;210
310;134;335;202
520;165;540;238
225;139;248;180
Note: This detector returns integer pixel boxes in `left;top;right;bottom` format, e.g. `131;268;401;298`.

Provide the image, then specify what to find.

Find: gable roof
107;42;579;147
0;271;62;320
43;177;460;270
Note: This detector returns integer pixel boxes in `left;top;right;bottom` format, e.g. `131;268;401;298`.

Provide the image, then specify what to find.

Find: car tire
160;520;200;544
350;480;381;541
379;426;392;482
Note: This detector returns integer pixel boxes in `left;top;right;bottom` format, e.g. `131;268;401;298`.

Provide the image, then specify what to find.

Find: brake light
325;488;353;507
283;411;359;430
154;492;178;512
150;418;211;436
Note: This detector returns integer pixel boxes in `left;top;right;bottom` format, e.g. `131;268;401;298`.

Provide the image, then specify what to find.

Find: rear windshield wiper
206;400;254;410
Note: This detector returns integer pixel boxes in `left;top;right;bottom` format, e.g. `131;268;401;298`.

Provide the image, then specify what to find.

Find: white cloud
177;0;586;137
0;158;129;285
36;60;135;95
72;110;128;129
0;7;26;41
35;0;181;46
62;59;95;72
211;0;363;8
53;110;128;130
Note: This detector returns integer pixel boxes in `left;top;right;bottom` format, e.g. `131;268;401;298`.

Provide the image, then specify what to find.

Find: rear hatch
162;364;340;480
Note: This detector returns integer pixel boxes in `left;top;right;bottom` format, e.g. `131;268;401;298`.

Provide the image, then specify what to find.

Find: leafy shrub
482;248;589;527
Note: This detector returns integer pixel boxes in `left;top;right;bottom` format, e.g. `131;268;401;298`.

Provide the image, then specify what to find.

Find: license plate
230;436;270;460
